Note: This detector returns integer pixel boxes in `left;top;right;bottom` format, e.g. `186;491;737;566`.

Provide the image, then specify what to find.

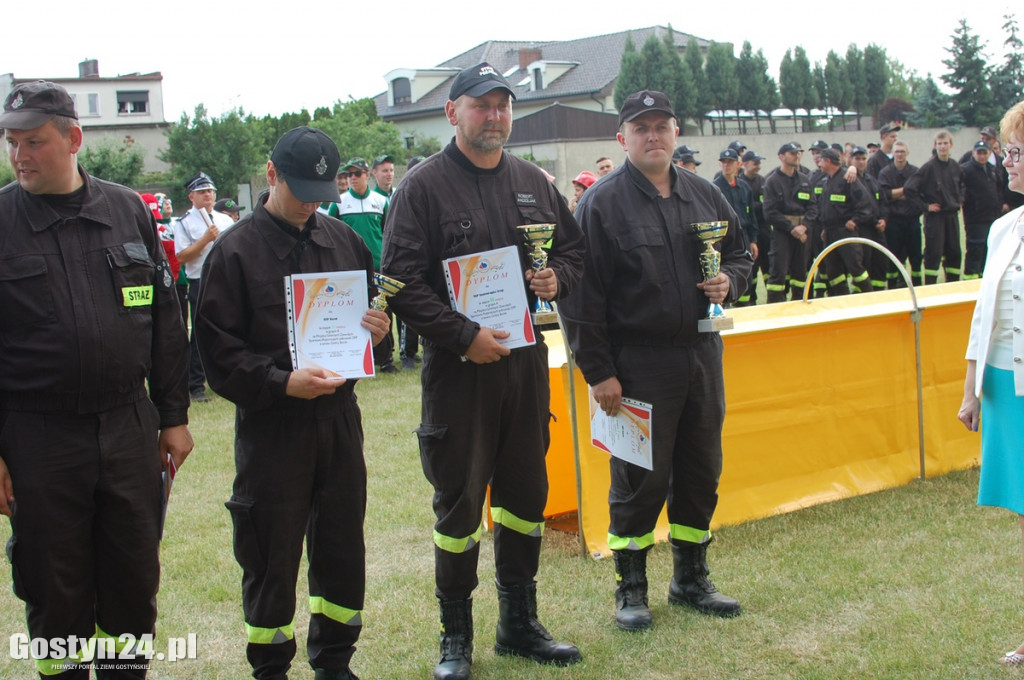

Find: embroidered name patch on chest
515;192;537;206
122;285;154;307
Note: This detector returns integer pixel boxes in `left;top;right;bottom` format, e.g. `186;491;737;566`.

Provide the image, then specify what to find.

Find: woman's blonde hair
1000;101;1024;144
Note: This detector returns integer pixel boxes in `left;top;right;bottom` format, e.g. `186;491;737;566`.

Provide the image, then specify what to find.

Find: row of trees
157;99;440;207
615;16;1023;136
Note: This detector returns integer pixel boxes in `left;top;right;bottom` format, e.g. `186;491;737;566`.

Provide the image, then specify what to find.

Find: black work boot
667;537;741;617
314;669;360;680
435;598;473;680
494;581;582;666
613;548;653;631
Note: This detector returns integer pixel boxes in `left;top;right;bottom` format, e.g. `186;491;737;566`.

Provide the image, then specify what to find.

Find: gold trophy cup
371;273;405;311
517;223;559;326
690;221;734;332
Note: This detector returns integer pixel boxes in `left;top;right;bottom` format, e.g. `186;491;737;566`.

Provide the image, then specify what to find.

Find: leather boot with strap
668;537;741;617
435;598;473;680
613;548;653;630
494;581;582;666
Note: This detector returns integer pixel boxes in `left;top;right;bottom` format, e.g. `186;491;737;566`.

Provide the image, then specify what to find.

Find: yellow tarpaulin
544;282;982;559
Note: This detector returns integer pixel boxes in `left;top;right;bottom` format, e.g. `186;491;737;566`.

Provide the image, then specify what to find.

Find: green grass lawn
1;367;1020;679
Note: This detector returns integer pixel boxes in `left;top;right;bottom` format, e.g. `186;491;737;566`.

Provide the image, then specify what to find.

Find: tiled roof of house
375;26;707;119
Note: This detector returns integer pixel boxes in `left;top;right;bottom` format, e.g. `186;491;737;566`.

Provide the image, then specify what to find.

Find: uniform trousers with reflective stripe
823;225;869;295
767;225;809;303
228;391;366;680
2;402;162;680
608;337;725;543
884;217;923;288
923;211;962;283
416;342;550;600
964;221;993;278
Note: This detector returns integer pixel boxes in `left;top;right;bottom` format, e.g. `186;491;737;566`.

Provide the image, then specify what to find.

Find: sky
3;1;1015;121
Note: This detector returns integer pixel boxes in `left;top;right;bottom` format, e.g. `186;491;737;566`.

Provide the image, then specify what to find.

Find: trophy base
698;316;734;333
532;310;560;326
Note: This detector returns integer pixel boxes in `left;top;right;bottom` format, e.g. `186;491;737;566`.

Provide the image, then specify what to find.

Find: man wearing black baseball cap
195;126;389;680
381;61;584;679
0;80;193;676
561;89;751;631
866;123;900;179
214;197;245;222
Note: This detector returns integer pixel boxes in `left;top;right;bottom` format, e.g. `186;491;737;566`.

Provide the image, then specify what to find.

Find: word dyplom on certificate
443;245;536;350
285;271;374;379
589;397;654;470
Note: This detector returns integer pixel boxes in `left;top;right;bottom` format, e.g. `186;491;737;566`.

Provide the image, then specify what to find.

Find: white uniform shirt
174;207;235;279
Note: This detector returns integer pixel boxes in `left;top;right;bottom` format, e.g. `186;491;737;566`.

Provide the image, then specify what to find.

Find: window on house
533;69;543;90
392;78;411;105
405;136;415;150
117;90;149;115
71;92;101;117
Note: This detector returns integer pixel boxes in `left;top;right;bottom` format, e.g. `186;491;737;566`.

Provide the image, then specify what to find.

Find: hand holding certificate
285;271;375;379
443;245;536;351
589;396;653;470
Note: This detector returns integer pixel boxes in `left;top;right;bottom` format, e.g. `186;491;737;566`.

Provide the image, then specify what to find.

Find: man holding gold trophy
560;90;753;632
381;63;585;679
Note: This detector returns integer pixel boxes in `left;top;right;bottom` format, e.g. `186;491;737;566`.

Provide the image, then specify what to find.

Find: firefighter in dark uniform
878;141;926;288
0;80;192;679
805;148;875;295
380;63;584;680
961;140;1006;278
741;150;770;303
195;127;390;680
762;142;814;302
903;130;966;284
850;146;890;292
560;90;752;632
713;148;759;305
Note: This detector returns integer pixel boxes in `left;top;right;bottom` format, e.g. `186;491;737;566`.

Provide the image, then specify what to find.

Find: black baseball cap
449;62;516;101
618;90;676;127
879;123;901;136
372;154;394;169
186;172;217;193
778;142;801;155
672;145;699;161
728;140;746;152
974;140;991;151
343;157;369;173
677;153;701;166
981;126;999;139
407;155;426;169
850;145;868;156
866;142;880;149
809;140;829;151
270;126;342;203
741;150;763;162
0;81;78;130
214;198;245;214
719;149;740;162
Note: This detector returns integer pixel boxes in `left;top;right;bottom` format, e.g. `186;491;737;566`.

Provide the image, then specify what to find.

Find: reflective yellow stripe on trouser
669;524;712;544
310;597;363;626
35;626;136;675
608;530;656;551
246;619;296;645
490;506;544;538
434;523;483;553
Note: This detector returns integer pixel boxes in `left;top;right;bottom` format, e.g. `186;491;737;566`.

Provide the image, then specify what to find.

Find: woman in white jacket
959;100;1024;665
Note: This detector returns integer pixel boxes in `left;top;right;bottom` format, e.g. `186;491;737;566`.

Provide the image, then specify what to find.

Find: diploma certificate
443;245;536;350
285;270;374;379
589;397;653;470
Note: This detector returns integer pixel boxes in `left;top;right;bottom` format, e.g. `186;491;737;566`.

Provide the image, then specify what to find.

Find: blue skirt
977;364;1024;514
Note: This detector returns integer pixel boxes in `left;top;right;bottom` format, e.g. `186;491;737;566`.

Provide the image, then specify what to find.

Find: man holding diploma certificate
381;63;585;680
195;127;390;680
560;90;752;632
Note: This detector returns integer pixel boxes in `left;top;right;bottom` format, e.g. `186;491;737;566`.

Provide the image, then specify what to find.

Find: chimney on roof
79;59;99;78
519;48;542;70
